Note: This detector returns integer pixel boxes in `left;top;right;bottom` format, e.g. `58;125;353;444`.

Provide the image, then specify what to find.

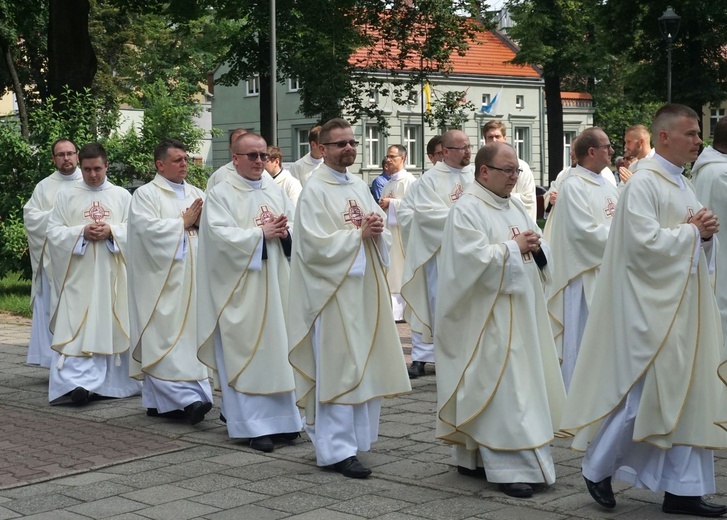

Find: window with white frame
288;77;301;92
365;125;381;167
515;95;525;109
246;76;260;96
513;126;531;162
407;90;419;106
710;108;725;137
563;131;576;166
296;128;309;160
403;125;421;168
481;93;491;105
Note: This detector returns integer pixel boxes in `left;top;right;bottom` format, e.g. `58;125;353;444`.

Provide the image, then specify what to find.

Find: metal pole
270;0;277;145
667;38;672;103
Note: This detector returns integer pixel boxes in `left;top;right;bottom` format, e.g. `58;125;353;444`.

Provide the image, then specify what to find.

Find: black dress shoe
184;401;213;425
146;408;187;419
249;436;274;452
219;413;226;423
272;432;301;442
663;492;727;517
408;361;426;379
584;476;616;508
332;456;372;478
457;465;486;477
499;482;534;498
70;386;89;404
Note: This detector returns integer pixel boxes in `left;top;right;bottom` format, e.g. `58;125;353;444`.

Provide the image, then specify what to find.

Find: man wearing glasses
197;132;302;452
24;138;82;368
398;130;474;379
435;141;563;498
378;145;417;322
543;128;619;391
288;118;411;479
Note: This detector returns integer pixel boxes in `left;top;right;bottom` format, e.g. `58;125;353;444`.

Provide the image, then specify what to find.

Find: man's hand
618;166;633;184
361;212;384;240
261;214;288;239
689;207;719;240
183;198;203;229
549;190;558;205
83;222;112;241
378;198;390;211
513;229;541;254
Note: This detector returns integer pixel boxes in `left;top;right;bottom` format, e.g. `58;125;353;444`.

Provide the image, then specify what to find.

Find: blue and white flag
481;87;503;115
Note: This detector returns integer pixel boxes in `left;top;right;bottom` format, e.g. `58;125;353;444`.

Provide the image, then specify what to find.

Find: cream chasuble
435;181;565;452
561;158;727;451
24;169;82;305
197;173;296;396
272;168;303;206
545;166;619;360
692;146;727;345
511;159;537;221
399;161;474;337
288;166;411;422
47;182;131;358
128;174;208;382
206;161;234;192
380;170;417;295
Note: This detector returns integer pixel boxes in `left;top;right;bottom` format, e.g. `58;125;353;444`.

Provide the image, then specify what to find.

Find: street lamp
658;6;681;103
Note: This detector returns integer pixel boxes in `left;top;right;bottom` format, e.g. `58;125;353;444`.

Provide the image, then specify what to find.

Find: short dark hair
51;138;78;156
426;135;442;155
154;138;187;163
318;118;351;144
573;127;604;161
388;144;407;158
481;120;507;138
474;143;499;178
267;146;282;162
78;142;108;164
308;125;322;144
713;117;727;149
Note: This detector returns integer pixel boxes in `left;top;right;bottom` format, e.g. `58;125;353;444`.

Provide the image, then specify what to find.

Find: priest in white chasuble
24;138;82;368
692;116;727;348
544;127;619;391
398;130;474;379
288;118;411;479
377;144;417;322
205;128;247;192
197;132;302;453
435;142;564;499
128;139;213;425
562;104;727;517
46;143;141;405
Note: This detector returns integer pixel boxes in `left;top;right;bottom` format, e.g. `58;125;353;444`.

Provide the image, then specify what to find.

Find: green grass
0;272;32;318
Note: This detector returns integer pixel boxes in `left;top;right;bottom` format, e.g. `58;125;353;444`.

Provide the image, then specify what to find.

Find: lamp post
658;6;681;103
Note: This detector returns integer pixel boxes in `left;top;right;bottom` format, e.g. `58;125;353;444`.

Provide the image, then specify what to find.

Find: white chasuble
545;166;619;361
47;182;131;358
273;169;303;206
380;170;417;295
197;173;296;396
288;167;411;423
562;158;727;451
128;174;208;382
511;159;537;221
399;161;474;337
435;181;565;452
692;146;727;345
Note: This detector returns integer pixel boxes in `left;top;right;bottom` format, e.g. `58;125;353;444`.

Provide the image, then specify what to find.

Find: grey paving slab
132;499;220;520
120;484;202;505
284;510;366;520
328;494;408;518
204;503;288;520
0;506;20;520
16;512;88;520
238;475;317;496
187;487;267;508
66;496;146;518
2;493;82;516
59;480;137;502
253;490;339;515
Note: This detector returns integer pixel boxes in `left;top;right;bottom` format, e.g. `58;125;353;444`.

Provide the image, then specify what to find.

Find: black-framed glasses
321;140;360;148
486;165;522;177
444;145;474;152
54;151;77;158
235;152;270;161
385;154;403;160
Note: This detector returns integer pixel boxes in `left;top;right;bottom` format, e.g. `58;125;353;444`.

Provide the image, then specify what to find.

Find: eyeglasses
54;151;76;158
234;152;270;161
321;140;360;148
385;154;403;160
593;144;613;150
444;145;473;152
431;150;444;157
486;165;522;177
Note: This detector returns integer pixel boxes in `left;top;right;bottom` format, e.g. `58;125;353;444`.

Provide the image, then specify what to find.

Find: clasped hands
83;222;112;242
514;229;542;254
261;214;289;239
689;207;719;240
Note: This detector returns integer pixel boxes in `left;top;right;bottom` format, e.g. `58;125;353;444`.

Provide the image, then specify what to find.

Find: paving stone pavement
1;316;725;519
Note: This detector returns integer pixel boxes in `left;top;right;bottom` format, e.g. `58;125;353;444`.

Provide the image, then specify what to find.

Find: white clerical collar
311;156;323;165
442;161;465;175
59;168;81;181
389;169;406;182
163;177;187;198
86;180;110;191
323;164;351;184
654;152;685;188
577;165;605;185
240;176;264;190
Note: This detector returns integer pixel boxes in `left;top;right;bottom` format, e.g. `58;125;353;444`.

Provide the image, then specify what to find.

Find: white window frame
563;131;576;167
513;126;531;163
515;95;525;109
710;108;725;137
403;125;421;168
481;93;491;105
246;76;260;96
288;77;301;92
295;127;309;160
365;125;381;168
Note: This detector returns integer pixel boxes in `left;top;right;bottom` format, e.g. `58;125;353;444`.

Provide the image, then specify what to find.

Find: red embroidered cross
84;201;110;223
510;225;532;262
604;198;616;218
450;183;464;203
686;207;695;222
254;205;276;226
342;199;364;228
